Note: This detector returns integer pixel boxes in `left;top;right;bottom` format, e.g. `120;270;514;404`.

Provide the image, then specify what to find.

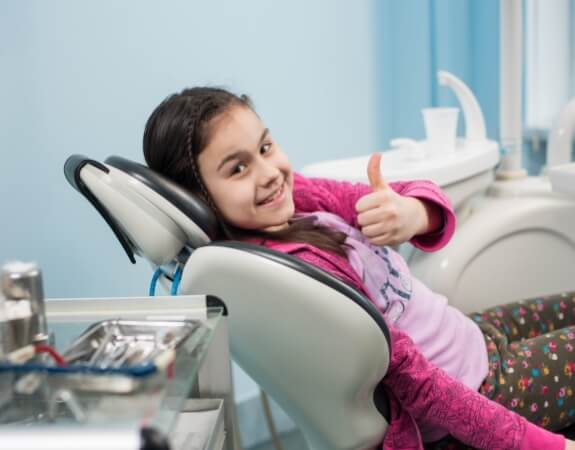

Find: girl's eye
260;143;272;154
231;163;247;175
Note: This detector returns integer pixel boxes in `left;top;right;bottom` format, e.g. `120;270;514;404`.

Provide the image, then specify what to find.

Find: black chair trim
206;295;228;316
64;155;136;264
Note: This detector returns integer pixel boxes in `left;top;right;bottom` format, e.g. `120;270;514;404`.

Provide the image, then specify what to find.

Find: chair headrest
64;154;221;265
105;155;221;238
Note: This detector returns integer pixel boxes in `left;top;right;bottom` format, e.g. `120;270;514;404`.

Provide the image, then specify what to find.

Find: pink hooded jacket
256;173;564;450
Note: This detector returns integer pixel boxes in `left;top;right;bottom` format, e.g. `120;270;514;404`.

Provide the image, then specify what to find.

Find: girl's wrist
413;198;443;236
402;197;429;236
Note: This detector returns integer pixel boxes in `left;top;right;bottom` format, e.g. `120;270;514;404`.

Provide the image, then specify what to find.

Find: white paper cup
422;107;459;155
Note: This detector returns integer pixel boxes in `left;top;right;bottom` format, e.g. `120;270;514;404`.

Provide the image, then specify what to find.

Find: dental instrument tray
0;319;201;393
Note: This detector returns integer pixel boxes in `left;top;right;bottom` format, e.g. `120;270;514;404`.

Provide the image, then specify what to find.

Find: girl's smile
256;181;286;208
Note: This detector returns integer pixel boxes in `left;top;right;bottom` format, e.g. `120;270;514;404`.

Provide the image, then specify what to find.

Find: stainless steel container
0;261;48;344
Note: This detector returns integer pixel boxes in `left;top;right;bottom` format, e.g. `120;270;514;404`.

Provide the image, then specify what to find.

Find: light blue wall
374;0;499;143
0;0;383;298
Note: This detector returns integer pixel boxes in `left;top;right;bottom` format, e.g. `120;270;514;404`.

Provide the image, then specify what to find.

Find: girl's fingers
355;191;385;213
357;207;386;227
360;222;394;239
358;206;398;228
368;234;393;247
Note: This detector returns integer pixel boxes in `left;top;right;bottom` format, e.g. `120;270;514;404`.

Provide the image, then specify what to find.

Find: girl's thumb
367;153;387;191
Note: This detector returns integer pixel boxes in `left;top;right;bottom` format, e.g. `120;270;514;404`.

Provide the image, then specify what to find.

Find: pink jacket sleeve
385;326;565;450
292;173;456;251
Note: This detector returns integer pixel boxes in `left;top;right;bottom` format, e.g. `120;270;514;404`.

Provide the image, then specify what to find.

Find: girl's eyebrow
216;128;269;171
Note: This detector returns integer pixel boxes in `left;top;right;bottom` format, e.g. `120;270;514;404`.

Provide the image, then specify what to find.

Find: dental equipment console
61;154;393;450
0;260;217;450
0;305;200;383
0;258;201;382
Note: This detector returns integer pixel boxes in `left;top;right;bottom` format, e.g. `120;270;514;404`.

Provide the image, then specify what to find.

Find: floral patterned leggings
426;292;575;449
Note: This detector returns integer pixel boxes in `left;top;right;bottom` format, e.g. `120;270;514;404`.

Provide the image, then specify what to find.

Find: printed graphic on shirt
307;211;413;322
371;246;412;322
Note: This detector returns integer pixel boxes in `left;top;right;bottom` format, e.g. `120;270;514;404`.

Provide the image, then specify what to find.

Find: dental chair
63;155;392;450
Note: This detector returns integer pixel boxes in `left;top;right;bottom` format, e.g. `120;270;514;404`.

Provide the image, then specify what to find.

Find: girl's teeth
266;192;277;203
262;185;282;205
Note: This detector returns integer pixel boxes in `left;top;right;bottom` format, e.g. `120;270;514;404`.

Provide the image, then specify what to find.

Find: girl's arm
293;173;455;251
385;325;565;450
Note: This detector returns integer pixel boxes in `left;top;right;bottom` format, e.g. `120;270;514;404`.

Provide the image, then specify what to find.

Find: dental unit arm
64;155;392;450
437;70;487;142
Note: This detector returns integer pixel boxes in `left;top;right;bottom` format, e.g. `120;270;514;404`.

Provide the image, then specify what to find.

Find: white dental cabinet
548;162;575;198
0;295;237;450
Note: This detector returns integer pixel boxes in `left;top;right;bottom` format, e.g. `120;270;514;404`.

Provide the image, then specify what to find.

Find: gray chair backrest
181;243;390;450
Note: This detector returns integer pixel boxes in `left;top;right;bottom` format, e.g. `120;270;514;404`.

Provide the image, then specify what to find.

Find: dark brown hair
143;87;348;257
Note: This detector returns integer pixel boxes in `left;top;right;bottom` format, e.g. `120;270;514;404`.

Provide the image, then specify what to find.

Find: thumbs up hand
355;153;428;246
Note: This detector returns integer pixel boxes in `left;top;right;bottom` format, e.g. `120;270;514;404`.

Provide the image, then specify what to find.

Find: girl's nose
258;160;281;186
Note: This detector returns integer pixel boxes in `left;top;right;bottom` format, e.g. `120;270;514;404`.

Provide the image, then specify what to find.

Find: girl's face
197;105;294;232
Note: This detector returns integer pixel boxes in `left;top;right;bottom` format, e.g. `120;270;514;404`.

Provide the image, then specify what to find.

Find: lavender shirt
309;211;488;394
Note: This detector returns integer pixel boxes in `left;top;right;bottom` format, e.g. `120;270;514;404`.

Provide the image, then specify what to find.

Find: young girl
142;87;575;450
